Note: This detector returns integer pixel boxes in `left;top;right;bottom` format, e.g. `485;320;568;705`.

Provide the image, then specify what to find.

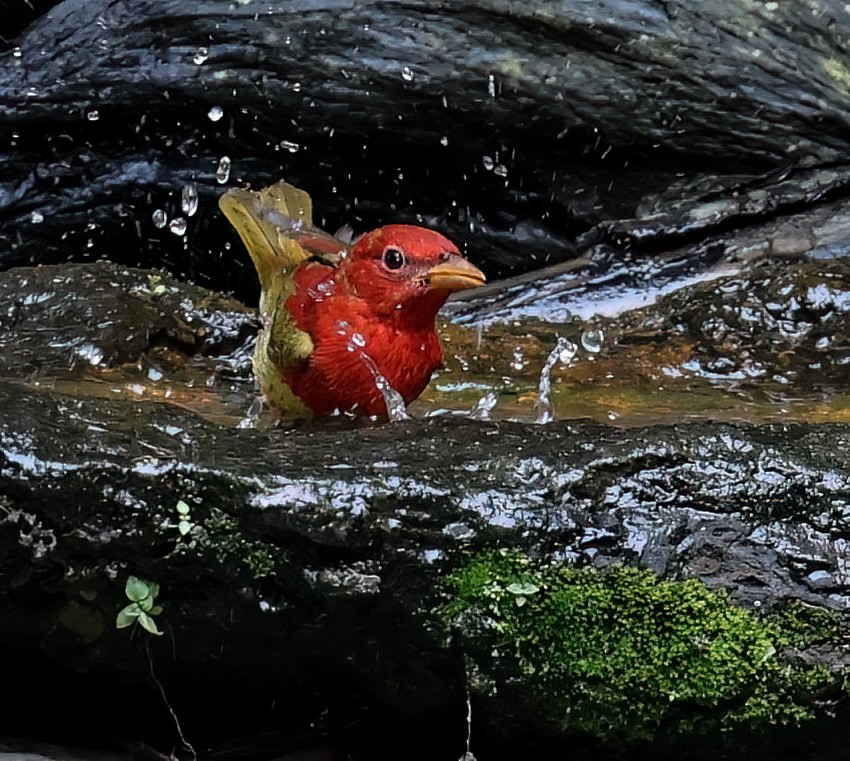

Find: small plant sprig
116;576;163;636
141;273;168;298
176;499;193;536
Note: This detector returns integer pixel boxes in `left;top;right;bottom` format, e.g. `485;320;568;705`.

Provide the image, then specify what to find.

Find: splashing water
359;353;410;422
169;217;187;236
207;105;224;122
216;156;231;184
238;395;268;429
535;337;576;424
181;182;199;217
469;391;498;421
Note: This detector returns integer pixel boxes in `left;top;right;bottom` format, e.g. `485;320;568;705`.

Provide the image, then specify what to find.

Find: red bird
219;181;485;418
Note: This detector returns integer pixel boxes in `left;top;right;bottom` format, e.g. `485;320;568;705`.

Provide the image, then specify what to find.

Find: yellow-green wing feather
218;181;345;414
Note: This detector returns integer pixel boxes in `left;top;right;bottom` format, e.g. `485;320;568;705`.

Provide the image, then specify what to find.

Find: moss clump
778;599;845;648
202;507;276;579
442;551;833;742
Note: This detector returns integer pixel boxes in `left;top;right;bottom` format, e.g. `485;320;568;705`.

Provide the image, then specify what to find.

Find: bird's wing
220;181;346;373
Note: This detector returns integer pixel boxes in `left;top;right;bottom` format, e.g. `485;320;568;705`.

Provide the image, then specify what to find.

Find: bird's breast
282;280;443;417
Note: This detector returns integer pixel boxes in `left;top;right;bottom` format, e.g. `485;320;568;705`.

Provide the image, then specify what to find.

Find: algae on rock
442;551;838;742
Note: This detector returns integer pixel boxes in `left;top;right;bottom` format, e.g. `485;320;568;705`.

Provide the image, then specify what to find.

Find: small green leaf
138;611;163;636
138;594;154;612
125;576;150;602
176;500;191;515
506;582;539;596
149;605;163;616
116;604;140;628
148;581;160;600
178;520;192;535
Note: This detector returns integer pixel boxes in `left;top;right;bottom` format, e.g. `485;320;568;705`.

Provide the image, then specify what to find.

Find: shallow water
7;253;848;430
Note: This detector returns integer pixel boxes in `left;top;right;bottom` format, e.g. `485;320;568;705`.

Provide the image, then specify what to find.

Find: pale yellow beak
426;257;486;292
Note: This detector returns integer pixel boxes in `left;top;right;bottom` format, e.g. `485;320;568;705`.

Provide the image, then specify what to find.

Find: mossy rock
441;551;838;743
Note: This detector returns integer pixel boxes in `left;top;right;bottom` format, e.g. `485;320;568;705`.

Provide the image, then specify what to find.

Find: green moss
202;507;277;579
778;599;844;648
442;551;835;742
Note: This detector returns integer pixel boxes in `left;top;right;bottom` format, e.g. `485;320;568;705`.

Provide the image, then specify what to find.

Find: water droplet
511;347;526;371
207;105;224;121
401;66;414;82
494;164;508;177
487;73;496;98
30;211;44;224
482;155;494;171
193;47;209;65
181;182;199;217
350;332;366;348
12;47;22;58
152;209;167;228
75;343;104;366
169;217;187;236
292;82;302;92
86;110;99;121
440;135;449;146
469;391;498;421
216;155;231;184
581;328;604;353
279;139;300;153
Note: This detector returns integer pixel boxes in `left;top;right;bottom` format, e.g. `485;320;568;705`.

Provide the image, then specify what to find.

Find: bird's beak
426;257;486;292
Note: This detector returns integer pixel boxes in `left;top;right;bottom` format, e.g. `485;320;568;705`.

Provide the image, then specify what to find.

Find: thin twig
145;637;197;761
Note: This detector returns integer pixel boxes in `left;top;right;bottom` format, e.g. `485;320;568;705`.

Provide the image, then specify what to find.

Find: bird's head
342;224;485;320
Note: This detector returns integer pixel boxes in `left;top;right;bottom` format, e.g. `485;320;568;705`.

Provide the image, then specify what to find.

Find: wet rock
0;263;849;757
612;257;850;390
4;1;850;293
0;261;256;378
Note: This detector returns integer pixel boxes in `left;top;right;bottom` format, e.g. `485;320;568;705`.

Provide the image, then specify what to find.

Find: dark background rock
2;0;850;302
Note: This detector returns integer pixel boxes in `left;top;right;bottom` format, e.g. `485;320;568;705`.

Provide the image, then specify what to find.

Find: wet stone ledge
0;262;849;758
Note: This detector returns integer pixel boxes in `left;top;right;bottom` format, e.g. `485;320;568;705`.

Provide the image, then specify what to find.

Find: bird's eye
383;247;405;270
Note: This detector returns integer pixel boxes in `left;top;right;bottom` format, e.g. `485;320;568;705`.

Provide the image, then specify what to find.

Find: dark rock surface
0;262;849;758
3;0;850;297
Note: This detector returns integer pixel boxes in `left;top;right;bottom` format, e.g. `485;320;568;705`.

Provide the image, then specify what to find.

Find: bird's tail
218;180;317;294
